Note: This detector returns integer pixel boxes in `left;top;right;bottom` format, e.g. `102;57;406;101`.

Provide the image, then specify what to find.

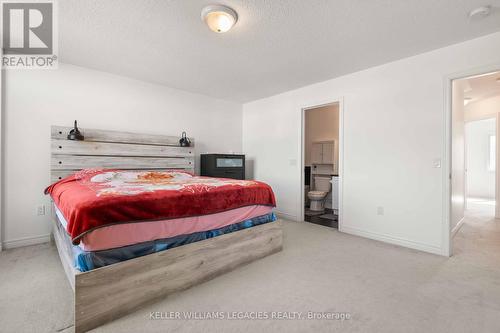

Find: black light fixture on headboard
179;131;191;147
67;120;84;141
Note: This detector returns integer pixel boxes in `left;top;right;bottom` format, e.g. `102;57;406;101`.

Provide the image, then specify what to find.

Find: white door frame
496;114;500;219
299;97;344;229
0;53;2;252
444;64;500;256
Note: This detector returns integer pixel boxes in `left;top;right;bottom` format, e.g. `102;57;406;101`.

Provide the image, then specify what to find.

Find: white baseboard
2;234;51;250
451;217;465;238
340;225;445;256
274;210;300;222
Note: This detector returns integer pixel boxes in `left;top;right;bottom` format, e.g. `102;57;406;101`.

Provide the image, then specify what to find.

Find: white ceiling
464;71;500;103
60;0;500;102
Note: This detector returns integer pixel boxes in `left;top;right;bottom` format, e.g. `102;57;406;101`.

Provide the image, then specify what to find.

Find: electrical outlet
377;206;384;216
36;205;46;216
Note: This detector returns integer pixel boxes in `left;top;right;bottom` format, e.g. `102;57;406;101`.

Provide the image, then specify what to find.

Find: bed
47;125;283;333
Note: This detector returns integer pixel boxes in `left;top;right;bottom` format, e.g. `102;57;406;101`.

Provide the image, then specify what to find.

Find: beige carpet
1;202;500;333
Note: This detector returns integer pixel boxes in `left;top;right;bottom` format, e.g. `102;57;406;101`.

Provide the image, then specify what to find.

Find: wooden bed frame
50;125;283;333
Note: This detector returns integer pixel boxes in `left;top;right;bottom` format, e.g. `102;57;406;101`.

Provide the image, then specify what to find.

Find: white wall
451;80;465;232
304;104;339;166
242;31;500;256
466;118;496;199
2;63;242;248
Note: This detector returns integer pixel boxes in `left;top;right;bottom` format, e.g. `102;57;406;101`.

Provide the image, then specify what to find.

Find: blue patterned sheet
66;212;277;272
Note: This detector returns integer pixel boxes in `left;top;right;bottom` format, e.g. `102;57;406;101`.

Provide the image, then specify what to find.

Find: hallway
453;198;500;266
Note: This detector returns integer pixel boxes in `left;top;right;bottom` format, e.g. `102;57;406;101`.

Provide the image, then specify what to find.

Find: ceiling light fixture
469;5;492;19
201;5;238;33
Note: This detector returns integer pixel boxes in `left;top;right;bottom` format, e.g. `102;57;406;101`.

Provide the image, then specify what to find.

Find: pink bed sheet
55;205;272;251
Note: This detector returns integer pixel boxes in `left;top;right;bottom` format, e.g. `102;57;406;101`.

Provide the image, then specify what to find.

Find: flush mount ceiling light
469;5;492;19
201;5;238;33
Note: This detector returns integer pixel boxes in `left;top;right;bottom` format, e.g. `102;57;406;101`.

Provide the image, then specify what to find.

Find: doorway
300;101;342;229
449;69;500;255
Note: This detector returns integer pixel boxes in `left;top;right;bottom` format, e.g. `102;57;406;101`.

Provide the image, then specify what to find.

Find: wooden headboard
50;125;195;182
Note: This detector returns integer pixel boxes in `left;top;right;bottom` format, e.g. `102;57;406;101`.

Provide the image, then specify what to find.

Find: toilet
308;176;332;212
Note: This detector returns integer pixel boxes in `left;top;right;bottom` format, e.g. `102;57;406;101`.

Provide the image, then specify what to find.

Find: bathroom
303;103;340;228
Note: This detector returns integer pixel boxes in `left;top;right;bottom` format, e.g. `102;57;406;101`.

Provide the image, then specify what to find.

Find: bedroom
1;1;500;332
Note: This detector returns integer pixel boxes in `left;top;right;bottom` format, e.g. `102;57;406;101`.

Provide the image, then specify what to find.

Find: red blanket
45;169;276;244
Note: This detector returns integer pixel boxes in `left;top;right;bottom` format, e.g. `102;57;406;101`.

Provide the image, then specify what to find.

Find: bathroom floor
304;208;338;229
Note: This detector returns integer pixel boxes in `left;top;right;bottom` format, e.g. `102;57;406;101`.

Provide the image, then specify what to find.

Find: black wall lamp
179;131;191;147
67;120;84;141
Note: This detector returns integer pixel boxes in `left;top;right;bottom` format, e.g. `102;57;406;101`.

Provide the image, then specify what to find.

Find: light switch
433;159;441;168
289;159;297;166
36;205;46;216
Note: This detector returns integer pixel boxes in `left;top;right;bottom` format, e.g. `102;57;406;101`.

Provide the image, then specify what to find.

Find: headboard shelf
51;126;194;147
50;125;195;183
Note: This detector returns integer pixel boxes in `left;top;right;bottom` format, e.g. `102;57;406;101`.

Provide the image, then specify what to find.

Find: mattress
55;204;273;251
55;210;277;272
